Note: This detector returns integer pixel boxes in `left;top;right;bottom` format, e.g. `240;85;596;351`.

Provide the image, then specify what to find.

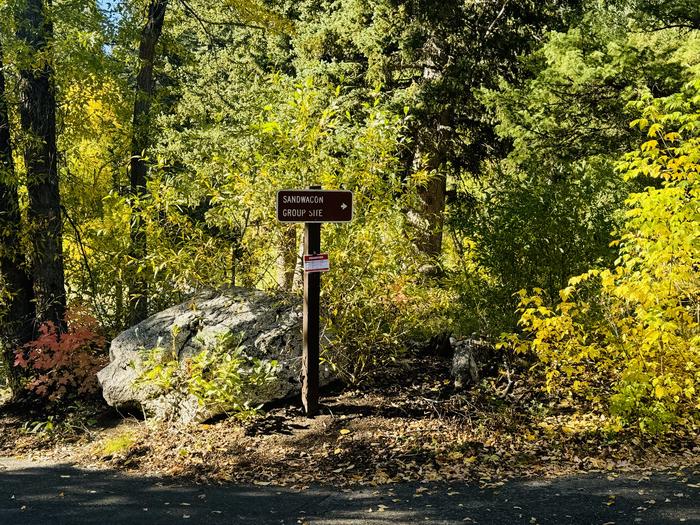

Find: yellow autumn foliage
502;80;700;433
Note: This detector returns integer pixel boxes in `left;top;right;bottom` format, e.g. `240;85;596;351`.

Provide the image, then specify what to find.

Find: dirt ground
0;356;697;488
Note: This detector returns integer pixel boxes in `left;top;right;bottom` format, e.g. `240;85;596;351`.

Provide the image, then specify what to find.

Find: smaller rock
450;338;495;389
451;342;479;389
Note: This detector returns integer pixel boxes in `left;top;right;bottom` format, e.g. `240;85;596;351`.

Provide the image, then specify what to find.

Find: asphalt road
0;458;697;524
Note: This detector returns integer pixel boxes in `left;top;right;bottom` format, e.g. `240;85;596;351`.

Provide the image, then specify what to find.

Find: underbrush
13;309;108;404
501;85;700;435
137;331;280;419
0;353;697;486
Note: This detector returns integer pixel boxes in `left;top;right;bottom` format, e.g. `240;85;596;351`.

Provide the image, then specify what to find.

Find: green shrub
323;267;454;383
137;332;279;419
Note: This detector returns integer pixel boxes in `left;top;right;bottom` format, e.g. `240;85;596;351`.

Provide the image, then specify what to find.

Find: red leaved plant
14;309;107;402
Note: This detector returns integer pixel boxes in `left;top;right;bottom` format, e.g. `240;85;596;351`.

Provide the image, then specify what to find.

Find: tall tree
15;0;65;326
128;0;167;325
292;0;583;257
0;40;35;396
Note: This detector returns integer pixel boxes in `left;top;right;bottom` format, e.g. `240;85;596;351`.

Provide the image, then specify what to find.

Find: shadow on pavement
0;460;697;524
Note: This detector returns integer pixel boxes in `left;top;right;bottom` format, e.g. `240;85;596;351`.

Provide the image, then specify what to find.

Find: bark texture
411;109;450;258
408;44;451;258
128;0;167;326
0;42;35;396
276;226;297;291
16;0;65;327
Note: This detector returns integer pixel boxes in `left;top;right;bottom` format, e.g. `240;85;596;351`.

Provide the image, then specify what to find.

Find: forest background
0;0;698;439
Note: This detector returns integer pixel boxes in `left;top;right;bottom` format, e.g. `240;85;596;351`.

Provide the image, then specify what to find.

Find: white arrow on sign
341;203;347;210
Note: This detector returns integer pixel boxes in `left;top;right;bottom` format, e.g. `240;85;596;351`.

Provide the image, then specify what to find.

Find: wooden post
302;187;322;416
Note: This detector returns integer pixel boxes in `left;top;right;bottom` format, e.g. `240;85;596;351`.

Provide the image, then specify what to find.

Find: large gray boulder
97;287;333;423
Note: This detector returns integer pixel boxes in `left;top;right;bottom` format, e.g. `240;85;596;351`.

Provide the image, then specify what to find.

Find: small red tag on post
304;253;330;273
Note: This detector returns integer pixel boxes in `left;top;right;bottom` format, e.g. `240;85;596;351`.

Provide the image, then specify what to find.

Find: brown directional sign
276;189;353;223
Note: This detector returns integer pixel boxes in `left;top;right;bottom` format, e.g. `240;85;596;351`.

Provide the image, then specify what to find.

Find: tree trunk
276;226;297;291
414;166;447;257
411;107;450;258
16;0;65;327
292;235;305;293
0;42;35;397
128;0;167;326
408;51;451;259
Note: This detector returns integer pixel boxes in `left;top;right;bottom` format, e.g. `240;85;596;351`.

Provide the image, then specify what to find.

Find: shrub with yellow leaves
501;79;700;434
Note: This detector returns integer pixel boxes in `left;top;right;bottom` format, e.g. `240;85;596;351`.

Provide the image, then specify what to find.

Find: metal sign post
276;186;353;417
